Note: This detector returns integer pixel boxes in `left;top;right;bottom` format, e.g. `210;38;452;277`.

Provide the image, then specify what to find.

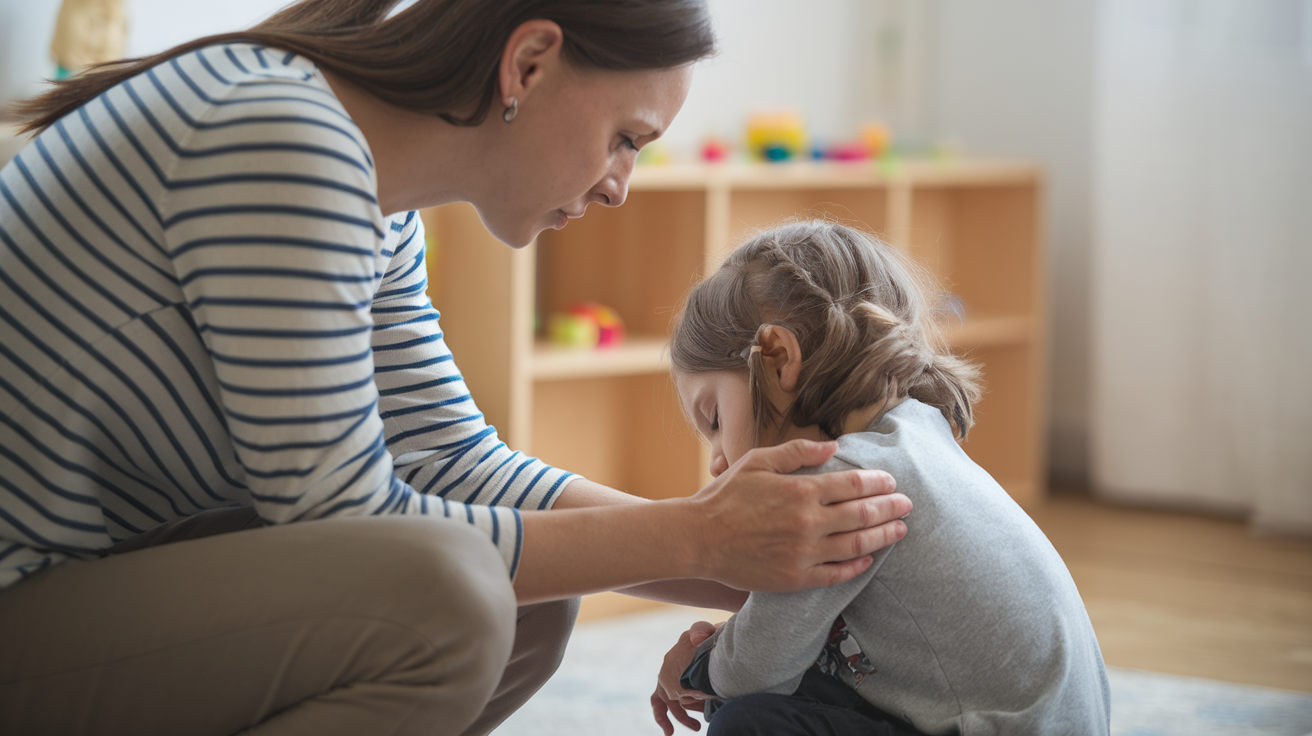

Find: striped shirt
0;43;576;589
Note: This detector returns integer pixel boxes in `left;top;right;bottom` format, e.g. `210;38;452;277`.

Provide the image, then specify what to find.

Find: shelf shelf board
629;160;1040;192
532;335;670;381
945;315;1034;350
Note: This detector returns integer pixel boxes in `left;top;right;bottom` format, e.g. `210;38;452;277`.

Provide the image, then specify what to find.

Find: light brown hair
670;220;982;444
15;0;716;135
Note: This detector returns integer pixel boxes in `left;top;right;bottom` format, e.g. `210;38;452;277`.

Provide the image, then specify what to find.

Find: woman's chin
481;216;538;249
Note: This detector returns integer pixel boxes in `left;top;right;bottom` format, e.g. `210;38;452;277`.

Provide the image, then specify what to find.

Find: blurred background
2;0;1309;731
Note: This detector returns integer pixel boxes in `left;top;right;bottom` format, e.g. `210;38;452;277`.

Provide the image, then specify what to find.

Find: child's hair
670;220;982;444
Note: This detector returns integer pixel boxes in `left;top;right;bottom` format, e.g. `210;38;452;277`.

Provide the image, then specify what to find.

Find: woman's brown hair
15;0;716;135
670;220;982;444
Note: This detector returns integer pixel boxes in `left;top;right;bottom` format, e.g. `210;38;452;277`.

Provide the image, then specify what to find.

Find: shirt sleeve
158;63;561;576
703;457;892;698
370;212;578;512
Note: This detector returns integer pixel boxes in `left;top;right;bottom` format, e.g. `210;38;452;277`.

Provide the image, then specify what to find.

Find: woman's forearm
544;478;749;609
513;498;705;603
548;476;648;509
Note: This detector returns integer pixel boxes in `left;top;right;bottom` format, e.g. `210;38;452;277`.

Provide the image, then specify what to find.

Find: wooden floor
579;493;1312;693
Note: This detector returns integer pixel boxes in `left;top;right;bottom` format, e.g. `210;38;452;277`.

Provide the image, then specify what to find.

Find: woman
0;1;912;734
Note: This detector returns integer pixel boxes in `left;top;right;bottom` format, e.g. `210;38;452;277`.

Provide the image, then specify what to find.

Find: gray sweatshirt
700;399;1110;735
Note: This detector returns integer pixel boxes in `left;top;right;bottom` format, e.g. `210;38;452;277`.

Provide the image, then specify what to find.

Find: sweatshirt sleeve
157;52;562;576
704;458;893;698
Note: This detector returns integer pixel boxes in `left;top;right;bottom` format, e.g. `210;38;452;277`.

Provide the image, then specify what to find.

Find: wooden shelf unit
422;159;1048;508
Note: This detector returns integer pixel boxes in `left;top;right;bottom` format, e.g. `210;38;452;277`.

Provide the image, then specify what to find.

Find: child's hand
650;621;717;735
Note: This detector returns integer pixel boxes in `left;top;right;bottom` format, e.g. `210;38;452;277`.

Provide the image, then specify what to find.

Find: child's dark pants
707;669;929;736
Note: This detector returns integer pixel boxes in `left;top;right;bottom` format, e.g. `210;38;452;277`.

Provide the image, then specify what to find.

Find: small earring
502;97;518;123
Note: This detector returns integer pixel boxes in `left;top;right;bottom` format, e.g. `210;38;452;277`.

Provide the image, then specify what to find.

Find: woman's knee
352;516;515;629
302;516;518;688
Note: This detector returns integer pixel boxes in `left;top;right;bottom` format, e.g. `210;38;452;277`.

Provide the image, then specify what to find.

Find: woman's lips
553;208;586;230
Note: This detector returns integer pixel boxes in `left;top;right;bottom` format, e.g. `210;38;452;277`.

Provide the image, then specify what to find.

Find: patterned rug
493;607;1312;736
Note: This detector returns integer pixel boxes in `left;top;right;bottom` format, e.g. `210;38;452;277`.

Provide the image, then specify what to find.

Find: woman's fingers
749;437;839;474
811;467;898;505
823;489;911;536
742;441;905;510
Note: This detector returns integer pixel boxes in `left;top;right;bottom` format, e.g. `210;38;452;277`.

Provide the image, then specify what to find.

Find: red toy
548;302;626;349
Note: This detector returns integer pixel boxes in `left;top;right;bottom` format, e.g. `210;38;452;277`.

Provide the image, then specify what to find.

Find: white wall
125;0;281;56
929;0;1099;485
665;0;869;155
0;0;63;110
667;0;939;155
1089;0;1312;529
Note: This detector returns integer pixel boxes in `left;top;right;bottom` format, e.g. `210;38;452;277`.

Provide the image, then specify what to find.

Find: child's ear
757;325;804;394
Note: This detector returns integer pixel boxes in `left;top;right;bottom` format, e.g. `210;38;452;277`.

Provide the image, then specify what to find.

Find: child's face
675;370;757;478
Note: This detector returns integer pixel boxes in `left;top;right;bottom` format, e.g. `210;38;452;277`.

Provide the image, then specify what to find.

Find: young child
655;221;1110;735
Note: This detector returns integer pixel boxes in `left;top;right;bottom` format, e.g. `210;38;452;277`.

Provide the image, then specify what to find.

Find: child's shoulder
787;399;953;478
830;399;960;471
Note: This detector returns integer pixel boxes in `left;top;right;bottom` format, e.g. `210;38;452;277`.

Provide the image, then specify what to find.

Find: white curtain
1090;0;1312;533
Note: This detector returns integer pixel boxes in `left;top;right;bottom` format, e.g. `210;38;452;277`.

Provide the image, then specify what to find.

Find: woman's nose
595;157;633;209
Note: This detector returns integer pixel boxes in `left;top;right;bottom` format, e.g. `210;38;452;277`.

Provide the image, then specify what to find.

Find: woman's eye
621;136;640;152
710;408;719;433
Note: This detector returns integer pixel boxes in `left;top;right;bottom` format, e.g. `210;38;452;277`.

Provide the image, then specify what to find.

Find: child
655;221;1110;735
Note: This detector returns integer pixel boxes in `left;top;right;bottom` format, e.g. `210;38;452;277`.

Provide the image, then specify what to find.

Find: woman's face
477;63;693;247
675;369;757;479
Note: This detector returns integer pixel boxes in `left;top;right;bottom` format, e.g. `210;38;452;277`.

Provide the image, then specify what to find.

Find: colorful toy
745;111;808;163
823;142;872;161
701;136;731;163
548;303;625;349
859;122;891;159
809;123;893;162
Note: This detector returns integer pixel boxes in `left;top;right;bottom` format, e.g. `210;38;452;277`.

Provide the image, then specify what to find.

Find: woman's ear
498;19;564;108
757;325;804;394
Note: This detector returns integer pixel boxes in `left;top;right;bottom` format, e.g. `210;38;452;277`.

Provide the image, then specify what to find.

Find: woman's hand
689;439;910;592
651;621;718;735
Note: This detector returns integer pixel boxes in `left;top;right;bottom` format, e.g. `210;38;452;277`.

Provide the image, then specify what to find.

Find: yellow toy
745;110;808;162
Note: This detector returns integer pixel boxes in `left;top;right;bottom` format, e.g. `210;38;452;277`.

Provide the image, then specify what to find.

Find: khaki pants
0;509;578;735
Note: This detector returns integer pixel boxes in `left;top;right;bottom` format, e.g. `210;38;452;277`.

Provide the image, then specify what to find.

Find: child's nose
709;451;728;478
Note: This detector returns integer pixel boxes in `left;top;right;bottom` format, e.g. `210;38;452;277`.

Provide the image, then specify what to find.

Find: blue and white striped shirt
0;43;576;589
